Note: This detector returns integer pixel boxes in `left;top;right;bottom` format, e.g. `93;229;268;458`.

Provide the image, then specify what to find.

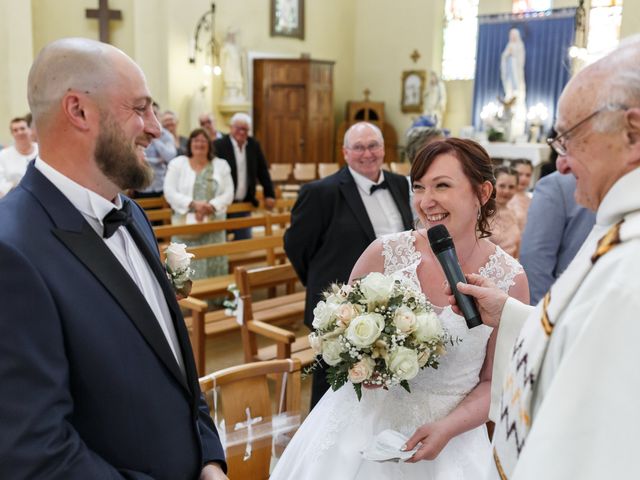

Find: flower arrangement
164;243;194;299
308;272;454;400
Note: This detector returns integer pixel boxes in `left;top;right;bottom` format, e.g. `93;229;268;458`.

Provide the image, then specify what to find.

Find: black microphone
427;224;483;329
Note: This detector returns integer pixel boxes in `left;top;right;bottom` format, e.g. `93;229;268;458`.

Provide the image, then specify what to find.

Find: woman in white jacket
164;128;234;279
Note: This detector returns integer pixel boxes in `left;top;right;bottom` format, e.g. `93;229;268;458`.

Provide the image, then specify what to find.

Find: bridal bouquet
308;272;452;400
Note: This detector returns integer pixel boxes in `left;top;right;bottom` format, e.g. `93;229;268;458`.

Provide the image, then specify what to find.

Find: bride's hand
402;420;452;462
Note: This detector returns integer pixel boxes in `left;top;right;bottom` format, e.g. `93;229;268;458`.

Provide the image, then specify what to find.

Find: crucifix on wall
85;0;122;44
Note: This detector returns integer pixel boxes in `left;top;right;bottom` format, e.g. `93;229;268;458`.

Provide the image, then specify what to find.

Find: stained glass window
512;0;552;14
586;0;623;62
442;0;479;80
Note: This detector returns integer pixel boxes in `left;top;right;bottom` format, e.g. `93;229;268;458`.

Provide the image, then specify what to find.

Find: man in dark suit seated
0;37;227;479
214;113;276;240
284;121;414;408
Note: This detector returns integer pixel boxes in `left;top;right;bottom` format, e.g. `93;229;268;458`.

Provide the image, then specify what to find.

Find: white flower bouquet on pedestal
308;272;454;400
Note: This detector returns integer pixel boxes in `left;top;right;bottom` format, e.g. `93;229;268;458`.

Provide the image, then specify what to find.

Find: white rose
322;338;345;366
393;306;417;334
415;311;444;342
359;272;395;304
164;243;194;272
308;332;323;355
340;284;353;296
388;346;420;381
417;347;431;367
345;313;385;348
312;301;337;330
325;293;343;305
335;303;357;326
348;356;376;384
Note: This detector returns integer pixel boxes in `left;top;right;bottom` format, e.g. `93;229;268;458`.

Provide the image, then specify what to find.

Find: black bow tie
103;200;132;239
370;180;389;194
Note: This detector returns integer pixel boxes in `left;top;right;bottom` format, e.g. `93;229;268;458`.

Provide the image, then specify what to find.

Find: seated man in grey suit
519;171;596;303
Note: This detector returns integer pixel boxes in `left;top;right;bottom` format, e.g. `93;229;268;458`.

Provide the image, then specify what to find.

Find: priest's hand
402;420;452;462
200;463;228;480
446;273;507;328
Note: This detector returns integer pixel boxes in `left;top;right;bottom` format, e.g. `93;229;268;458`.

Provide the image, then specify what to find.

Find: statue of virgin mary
500;28;527;139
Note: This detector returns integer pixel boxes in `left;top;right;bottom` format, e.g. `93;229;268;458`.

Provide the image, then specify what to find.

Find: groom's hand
402;420;452;463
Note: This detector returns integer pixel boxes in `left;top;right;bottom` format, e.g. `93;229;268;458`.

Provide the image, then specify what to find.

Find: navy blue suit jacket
0;164;225;479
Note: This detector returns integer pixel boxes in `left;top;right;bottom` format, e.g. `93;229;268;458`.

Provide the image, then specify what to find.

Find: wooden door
265;84;306;165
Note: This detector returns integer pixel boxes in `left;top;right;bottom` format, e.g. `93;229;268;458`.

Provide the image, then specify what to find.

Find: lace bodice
311;231;523;462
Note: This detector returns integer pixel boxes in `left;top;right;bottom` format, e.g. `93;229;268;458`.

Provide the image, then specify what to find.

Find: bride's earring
414;217;422;231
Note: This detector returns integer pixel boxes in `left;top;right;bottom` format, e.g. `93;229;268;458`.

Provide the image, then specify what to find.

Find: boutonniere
164;242;195;299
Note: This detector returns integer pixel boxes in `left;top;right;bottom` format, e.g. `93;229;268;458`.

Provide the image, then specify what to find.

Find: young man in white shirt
0;117;38;197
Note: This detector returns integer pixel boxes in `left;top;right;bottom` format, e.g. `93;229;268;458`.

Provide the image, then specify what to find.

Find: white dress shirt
0;143;39;196
34;157;185;376
348;166;405;237
230;136;248;201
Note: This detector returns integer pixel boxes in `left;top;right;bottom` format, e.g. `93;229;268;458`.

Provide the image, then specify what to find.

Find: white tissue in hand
361;429;418;462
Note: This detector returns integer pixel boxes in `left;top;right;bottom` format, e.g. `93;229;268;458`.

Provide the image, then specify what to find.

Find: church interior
1;1;639;478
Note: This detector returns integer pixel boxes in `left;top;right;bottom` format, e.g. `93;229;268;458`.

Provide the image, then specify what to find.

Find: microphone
427;224;483;329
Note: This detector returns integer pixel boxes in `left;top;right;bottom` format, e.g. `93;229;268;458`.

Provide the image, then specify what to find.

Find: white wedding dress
270;231;523;480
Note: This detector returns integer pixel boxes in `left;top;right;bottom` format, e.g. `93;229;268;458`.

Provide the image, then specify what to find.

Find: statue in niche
220;29;247;104
500;28;527;140
422;70;447;127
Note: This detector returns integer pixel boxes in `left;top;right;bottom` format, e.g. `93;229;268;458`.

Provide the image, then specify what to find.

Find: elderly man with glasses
284;121;413;408
444;36;640;479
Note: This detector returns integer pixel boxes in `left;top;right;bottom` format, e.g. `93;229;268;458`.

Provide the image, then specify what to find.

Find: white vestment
489;168;640;479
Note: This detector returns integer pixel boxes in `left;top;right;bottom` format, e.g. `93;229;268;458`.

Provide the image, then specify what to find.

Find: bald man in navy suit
0;38;226;479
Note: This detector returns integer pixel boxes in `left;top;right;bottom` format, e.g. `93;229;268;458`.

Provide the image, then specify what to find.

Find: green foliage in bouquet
307;272;457;401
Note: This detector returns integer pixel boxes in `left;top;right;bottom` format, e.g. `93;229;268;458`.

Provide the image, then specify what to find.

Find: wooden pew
154;215;271;244
154;213;290;270
135;196;168;210
145;208;173;225
186;233;284;300
178;236;297;374
236;264;313;367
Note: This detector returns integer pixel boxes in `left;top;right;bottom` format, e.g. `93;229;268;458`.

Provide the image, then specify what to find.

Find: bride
271;138;529;479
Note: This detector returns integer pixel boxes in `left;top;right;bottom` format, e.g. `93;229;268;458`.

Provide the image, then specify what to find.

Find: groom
0;38;227;479
429;36;640;479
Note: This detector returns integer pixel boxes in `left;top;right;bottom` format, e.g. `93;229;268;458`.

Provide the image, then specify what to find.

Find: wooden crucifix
85;0;122;44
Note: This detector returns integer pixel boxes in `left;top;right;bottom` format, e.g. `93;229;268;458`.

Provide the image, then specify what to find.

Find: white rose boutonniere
164;242;195;299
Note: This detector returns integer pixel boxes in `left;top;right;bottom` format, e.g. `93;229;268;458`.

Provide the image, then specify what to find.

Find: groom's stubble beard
94;114;154;191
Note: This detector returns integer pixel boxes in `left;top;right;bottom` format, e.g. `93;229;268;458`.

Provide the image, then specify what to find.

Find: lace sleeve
478;246;524;293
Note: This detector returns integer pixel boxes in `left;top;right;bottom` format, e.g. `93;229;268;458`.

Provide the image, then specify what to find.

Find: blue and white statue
500;28;527;140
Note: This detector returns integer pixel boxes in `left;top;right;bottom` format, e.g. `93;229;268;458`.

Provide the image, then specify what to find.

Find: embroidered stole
491;216;634;479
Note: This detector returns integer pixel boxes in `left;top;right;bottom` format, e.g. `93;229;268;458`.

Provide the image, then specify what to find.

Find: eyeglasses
547;104;627;156
347;142;384;154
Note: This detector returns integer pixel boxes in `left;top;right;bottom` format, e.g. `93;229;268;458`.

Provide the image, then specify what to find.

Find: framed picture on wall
401;70;426;113
270;0;305;39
